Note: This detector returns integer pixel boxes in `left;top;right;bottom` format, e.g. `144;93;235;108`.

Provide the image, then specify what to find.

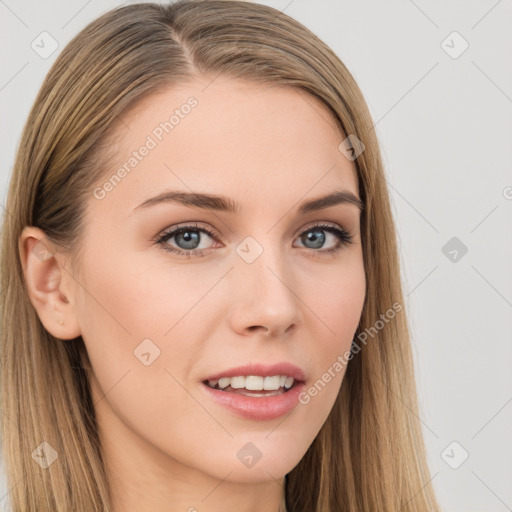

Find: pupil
177;230;200;249
304;229;325;249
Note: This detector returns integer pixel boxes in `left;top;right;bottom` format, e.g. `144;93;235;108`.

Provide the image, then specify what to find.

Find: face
35;78;365;488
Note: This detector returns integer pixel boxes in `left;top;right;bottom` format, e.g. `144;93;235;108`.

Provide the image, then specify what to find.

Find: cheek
75;247;237;419
74;250;196;405
304;255;366;348
77;247;212;344
76;251;235;475
297;256;365;403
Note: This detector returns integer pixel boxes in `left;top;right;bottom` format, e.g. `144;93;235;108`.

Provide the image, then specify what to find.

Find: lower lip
200;381;306;420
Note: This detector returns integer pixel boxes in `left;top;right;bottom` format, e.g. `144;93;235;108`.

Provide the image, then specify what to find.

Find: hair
0;1;441;510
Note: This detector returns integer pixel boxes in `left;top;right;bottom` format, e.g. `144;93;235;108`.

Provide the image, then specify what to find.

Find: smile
205;374;296;395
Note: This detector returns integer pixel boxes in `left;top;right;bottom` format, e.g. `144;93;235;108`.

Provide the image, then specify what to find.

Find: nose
228;239;301;339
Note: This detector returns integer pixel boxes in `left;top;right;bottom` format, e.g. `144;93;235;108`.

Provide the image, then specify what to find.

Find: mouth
200;366;307;420
202;375;303;397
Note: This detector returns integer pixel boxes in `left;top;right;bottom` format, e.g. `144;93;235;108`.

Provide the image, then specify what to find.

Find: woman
0;1;441;510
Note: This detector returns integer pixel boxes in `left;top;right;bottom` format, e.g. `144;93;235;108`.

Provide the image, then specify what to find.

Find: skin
19;77;366;512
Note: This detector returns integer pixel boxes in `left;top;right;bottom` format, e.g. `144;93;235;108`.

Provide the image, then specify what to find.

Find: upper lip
203;362;306;382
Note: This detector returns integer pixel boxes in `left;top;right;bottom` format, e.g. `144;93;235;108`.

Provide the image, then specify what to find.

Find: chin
202;441;306;484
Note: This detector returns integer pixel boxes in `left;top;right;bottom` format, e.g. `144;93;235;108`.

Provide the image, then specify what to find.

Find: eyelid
297;219;344;234
152;221;219;242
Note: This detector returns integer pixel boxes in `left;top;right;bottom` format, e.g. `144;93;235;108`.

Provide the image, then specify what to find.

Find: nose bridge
236;233;288;289
229;233;299;335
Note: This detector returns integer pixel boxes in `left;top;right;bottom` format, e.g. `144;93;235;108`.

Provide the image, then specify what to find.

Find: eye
154;222;218;259
154;221;354;258
294;222;354;254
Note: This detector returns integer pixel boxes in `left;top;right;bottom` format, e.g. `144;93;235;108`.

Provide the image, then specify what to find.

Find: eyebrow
132;188;363;215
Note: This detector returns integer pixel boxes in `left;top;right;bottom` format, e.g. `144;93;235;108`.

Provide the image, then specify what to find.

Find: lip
202;362;307;382
200;380;306;420
200;362;307;421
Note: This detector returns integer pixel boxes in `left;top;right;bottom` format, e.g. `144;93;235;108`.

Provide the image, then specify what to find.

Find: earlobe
18;226;81;340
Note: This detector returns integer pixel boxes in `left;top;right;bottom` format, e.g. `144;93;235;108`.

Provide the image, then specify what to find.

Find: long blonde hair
0;1;441;510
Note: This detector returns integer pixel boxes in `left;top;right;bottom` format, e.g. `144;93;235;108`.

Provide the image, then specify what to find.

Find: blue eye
155;221;354;258
297;224;353;254
155;222;216;259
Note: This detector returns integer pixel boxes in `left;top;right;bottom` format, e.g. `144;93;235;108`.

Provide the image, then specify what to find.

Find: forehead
92;77;359;217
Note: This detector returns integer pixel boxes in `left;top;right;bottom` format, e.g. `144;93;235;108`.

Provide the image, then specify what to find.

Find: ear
18;226;81;340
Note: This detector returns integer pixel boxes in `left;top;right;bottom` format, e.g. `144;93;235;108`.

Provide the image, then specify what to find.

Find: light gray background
1;1;511;511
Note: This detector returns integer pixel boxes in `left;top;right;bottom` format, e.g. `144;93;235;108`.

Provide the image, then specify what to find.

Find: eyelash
154;221;354;259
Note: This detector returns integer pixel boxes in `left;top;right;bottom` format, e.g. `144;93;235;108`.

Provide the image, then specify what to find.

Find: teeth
207;375;295;391
218;377;231;389
245;375;263;390
230;376;245;389
263;376;281;390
